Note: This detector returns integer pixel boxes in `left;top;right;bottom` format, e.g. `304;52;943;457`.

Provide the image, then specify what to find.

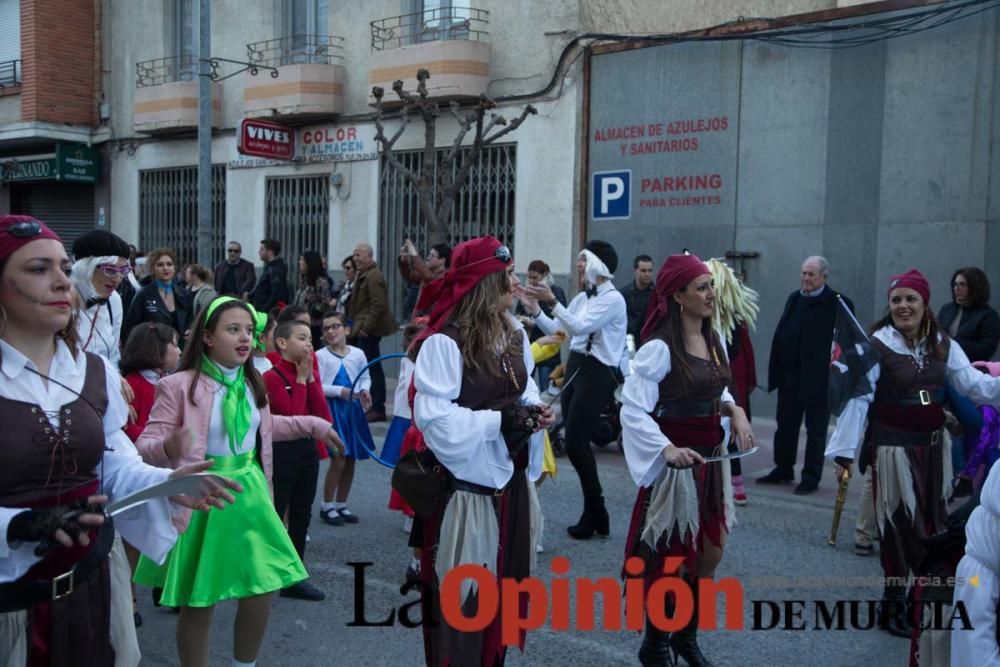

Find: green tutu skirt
134;450;307;607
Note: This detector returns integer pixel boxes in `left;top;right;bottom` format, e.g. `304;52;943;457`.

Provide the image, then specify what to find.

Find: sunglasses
97;264;133;279
460;245;512;271
227;248;241;254
5;220;42;238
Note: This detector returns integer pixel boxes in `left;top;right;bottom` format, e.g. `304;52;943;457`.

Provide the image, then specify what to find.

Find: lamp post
196;0;212;266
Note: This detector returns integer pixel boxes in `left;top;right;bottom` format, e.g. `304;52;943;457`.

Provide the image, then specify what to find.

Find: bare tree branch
483;104;537;145
372;85;417;182
373;72;534;247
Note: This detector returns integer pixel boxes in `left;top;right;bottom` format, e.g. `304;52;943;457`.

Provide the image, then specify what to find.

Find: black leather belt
872;422;942;448
878;388;944;407
0;519;114;613
654;398;722;419
450;477;504;497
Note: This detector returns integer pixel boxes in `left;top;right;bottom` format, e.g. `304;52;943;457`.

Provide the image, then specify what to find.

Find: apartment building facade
0;0;107;248
102;0;900;311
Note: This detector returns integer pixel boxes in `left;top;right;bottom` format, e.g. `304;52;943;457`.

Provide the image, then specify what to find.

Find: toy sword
106;473;230;517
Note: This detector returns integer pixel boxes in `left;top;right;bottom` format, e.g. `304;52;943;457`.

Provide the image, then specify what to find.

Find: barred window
138;165;226;267
265;175;330;271
378;142;516;318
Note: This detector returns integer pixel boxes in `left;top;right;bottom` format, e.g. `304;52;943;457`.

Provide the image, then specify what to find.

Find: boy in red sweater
263;319;336;601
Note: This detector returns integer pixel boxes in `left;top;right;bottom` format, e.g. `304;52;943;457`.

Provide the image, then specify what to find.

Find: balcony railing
247;34;344;68
0;60;21;87
136;55;198;88
371;7;488;51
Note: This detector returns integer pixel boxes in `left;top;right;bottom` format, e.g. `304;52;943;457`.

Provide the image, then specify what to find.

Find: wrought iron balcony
135;55;199;88
247;34;344;67
371;7;488;51
0;60;21;88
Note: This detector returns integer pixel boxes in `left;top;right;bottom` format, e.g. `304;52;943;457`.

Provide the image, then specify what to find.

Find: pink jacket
136;370;331;532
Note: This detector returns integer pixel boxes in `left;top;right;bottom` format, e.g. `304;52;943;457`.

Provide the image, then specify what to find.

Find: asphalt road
134;417;911;666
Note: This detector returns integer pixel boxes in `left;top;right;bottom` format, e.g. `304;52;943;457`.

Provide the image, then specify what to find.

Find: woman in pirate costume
411;236;552;667
620;254;754;667
0;215;237;666
826;270;1000;632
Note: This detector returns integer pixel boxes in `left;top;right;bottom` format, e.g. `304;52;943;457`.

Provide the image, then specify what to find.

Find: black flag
828;295;878;417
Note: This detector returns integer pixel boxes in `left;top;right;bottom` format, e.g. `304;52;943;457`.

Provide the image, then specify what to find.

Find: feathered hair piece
707;258;759;343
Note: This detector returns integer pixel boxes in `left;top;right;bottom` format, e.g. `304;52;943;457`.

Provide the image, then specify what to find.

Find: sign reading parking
592;170;631;220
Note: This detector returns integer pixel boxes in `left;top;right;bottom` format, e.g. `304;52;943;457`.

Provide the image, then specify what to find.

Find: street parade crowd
1;213;999;666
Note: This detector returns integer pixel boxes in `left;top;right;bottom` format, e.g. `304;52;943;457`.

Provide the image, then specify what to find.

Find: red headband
413;236;513;348
887;269;930;304
640;253;711;342
0;215;62;264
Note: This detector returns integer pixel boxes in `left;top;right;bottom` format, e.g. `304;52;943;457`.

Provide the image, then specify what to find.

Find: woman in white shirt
411;237;552;667
620;254;753;667
826;269;1000;637
0;215;237;666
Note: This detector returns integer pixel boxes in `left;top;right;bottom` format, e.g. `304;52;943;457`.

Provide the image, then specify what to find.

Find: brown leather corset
870;337;948;433
654;341;731;450
0;352;109;507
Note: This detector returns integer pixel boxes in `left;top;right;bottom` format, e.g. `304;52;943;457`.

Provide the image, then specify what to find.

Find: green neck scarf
200;357;251;455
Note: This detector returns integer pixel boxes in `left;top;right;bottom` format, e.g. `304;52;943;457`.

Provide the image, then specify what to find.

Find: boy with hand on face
263;319;340;601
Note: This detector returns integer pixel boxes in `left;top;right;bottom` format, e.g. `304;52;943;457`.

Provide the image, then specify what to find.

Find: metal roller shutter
12;182;96;253
0;0;20;65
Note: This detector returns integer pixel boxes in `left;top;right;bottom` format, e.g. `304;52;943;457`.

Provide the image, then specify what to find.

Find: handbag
391;448;445;519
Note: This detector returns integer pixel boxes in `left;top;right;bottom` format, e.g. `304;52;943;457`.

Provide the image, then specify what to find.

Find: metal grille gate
139;165;226;267
378;142;516;318
264;175;329;271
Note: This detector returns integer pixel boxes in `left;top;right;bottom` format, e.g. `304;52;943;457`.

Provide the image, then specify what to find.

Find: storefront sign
55;144;99;183
1;144;100;183
298;125;376;162
1;157;56;182
239;119;296;160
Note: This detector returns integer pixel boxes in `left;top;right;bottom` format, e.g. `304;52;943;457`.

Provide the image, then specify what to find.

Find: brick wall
20;0;96;126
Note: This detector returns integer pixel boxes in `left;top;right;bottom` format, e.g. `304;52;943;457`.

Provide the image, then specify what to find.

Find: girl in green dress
134;297;342;667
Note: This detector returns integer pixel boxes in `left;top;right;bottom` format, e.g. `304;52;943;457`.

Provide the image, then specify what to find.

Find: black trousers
272;437;319;559
562;352;618;509
351;334;386;413
772;387;830;485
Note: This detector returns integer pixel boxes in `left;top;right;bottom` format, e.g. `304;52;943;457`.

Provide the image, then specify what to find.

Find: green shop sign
2;144;100;183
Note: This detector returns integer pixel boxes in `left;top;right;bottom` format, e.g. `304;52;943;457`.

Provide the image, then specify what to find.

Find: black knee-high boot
670;578;715;667
639;613;675;666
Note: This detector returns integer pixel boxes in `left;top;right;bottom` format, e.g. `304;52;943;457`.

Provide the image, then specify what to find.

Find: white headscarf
579;249;614;287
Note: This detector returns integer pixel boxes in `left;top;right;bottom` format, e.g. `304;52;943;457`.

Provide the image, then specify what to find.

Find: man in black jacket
214;241;257;297
250;238;290;313
760;256;854;495
619;254;654;340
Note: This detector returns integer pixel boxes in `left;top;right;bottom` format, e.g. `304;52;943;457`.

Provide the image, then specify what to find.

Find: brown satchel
391;449;445;519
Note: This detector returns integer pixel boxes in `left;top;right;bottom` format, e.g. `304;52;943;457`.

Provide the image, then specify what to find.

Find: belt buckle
493;487;505;497
711;398;722;415
931;430;941;446
919;390;931;406
51;569;74;601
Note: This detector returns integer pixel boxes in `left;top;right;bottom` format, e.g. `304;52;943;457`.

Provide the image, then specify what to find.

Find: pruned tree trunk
373;69;536;246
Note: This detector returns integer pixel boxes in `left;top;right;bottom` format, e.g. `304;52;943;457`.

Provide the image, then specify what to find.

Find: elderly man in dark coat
760;255;854;495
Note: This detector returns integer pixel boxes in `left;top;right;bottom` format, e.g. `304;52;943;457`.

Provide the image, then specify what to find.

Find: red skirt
623;460;727;587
